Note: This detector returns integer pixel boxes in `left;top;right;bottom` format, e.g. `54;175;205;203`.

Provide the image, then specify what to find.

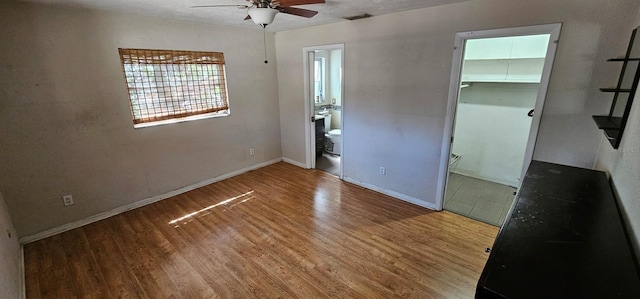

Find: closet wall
451;83;538;186
451;35;549;186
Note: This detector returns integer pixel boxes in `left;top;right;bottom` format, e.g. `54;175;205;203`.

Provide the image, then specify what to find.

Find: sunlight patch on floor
168;190;254;225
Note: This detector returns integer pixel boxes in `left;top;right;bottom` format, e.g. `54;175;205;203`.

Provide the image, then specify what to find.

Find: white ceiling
23;0;469;32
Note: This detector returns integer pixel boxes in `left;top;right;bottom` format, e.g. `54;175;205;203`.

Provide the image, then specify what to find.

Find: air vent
344;13;372;21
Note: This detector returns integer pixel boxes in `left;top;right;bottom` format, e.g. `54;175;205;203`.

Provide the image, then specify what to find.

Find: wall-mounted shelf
592;115;622;129
593;26;640;149
608;57;640;62
599;88;632;93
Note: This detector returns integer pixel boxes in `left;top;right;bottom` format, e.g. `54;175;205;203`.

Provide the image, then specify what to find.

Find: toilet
324;129;341;155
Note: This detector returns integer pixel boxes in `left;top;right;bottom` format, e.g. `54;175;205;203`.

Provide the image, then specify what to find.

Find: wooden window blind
118;48;229;126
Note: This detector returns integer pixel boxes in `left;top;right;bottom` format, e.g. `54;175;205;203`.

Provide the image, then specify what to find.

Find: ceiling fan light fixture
248;7;278;27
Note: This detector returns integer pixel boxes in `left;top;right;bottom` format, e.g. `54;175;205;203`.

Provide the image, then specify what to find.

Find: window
314;57;325;103
118;48;230;128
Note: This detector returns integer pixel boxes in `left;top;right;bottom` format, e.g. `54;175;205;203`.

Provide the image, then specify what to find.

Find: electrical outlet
63;195;74;206
249;148;255;156
379;166;386;175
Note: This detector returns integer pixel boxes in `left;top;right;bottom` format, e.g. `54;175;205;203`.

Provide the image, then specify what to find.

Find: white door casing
435;23;562;211
302;44;345;178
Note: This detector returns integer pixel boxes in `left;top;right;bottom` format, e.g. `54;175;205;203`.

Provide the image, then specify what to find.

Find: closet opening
437;24;562;226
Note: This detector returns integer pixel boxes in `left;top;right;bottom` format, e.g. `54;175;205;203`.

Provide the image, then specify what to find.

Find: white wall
329;49;342;130
452;83;537;186
0;190;21;299
329;49;342;106
330;110;341;130
276;0;640;207
594;14;640;261
0;2;282;237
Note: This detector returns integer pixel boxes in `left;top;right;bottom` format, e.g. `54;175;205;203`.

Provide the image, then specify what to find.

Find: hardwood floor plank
37;235;77;298
59;228;113;298
166;188;292;298
82;220;150;298
165;193;285;298
23;241;42;299
24;162;498;298
134;206;220;298
231;194;380;297
109;215;182;298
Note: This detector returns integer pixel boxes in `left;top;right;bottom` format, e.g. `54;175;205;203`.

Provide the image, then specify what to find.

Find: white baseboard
19;244;25;299
343;177;436;210
282;157;308;169
19;158;282;244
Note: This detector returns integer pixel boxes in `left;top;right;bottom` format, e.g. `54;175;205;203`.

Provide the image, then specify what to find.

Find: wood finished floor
24;162;499;298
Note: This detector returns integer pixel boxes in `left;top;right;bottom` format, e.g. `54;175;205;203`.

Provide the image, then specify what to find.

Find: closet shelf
461;79;541;84
592;115;622;130
464;57;546;61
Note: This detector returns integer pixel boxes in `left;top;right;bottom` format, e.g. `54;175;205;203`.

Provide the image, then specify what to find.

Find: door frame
303;43;345;178
435;23;562;211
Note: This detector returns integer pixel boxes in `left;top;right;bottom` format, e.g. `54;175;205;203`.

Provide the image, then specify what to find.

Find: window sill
133;111;230;129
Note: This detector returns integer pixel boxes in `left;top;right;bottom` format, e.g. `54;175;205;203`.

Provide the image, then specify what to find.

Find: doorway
303;44;344;178
437;24;562;226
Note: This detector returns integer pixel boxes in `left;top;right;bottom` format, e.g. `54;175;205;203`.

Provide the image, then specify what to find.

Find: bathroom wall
329;49;342;106
0;189;21;299
0;1;282;237
451;83;538;186
329;49;342;130
330;110;342;130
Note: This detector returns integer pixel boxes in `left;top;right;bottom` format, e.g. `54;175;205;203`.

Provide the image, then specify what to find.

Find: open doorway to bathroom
304;44;344;177
438;24;561;226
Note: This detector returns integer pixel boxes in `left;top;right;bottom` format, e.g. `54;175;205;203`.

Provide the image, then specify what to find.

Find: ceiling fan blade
276;0;325;7
277;6;318;18
190;5;249;8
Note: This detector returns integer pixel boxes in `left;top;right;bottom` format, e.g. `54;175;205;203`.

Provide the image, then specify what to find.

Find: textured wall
0;2;282;237
0;190;21;299
452;83;538;186
276;0;640;207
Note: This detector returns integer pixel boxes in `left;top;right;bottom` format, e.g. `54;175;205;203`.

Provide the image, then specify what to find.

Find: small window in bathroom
314;57;325;103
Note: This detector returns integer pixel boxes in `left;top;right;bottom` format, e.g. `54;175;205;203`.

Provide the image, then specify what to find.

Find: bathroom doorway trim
303;43;345;178
435;23;562;211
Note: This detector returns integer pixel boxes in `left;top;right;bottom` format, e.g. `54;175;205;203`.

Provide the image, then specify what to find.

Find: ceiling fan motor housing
248;7;278;27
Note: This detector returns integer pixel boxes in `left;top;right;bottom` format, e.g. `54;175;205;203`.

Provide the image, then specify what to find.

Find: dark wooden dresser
477;161;640;298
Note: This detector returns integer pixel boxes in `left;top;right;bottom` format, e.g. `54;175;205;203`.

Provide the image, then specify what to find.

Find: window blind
118;48;229;125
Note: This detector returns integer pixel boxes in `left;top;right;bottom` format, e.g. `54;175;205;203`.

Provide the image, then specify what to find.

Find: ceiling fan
192;0;325;28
